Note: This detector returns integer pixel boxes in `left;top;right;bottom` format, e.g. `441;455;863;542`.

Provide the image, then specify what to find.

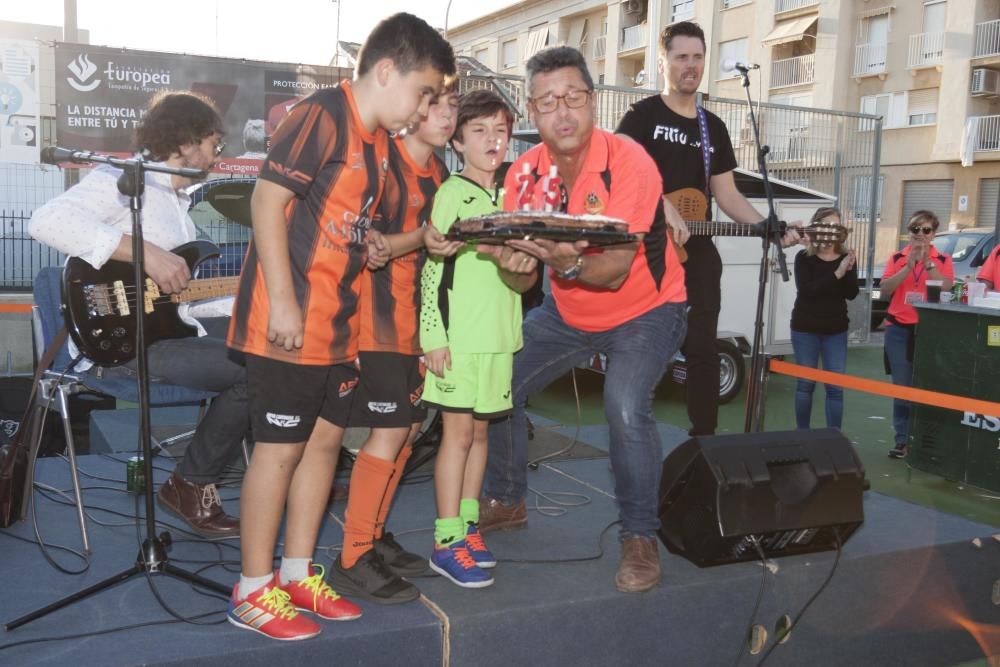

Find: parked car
867;227;997;329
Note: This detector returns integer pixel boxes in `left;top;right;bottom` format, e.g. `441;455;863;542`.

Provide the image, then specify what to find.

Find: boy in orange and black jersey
329;86;463;603
225;13;455;641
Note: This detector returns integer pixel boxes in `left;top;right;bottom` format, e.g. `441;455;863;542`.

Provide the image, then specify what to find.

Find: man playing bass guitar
29;91;246;538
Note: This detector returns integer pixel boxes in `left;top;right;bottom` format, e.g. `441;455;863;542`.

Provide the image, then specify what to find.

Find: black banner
55;43;350;175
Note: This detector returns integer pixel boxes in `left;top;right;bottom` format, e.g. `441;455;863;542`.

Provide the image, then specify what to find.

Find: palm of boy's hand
424;225;463;257
267;301;304;351
366;229;391;270
425;347;451;378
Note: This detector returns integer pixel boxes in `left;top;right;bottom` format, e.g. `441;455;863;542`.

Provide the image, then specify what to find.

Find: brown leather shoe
615;536;661;593
478;496;527;534
156;470;239;538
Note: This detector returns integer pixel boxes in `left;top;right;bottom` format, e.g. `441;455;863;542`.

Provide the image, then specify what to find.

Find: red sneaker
227;580;321;641
278;563;363;621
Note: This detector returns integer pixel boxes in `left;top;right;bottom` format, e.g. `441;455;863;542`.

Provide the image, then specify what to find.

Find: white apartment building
447;0;1000;264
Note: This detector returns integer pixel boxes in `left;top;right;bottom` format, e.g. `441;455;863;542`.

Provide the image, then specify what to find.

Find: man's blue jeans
484;296;687;539
883;322;914;446
790;329;848;430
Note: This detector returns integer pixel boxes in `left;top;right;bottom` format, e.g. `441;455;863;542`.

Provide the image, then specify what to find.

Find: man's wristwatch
556;256;584;281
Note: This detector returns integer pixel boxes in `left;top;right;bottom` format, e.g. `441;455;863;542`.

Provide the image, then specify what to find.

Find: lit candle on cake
516;162;533;211
542;165;561;212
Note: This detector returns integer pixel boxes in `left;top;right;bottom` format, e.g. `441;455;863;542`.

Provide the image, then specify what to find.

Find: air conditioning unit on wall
623;0;645;16
971;68;1000;97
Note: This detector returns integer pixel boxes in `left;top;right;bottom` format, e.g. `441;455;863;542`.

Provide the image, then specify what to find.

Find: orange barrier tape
769;358;1000;419
0;304;32;314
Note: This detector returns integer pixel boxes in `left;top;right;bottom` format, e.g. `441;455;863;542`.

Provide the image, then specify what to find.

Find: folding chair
31;267;219;553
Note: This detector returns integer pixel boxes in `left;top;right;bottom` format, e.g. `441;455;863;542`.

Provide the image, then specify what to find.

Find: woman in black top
790;207;859;429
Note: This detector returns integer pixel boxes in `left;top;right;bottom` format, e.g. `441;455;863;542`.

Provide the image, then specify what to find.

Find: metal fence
702;96;883;343
1;210;65;291
2;177;254;290
3;73;883;341
454;74;883;343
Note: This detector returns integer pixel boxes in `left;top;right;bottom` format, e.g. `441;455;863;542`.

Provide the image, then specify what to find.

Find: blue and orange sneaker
464;522;497;569
429;540;494;588
277;563;362;621
227;580;321;640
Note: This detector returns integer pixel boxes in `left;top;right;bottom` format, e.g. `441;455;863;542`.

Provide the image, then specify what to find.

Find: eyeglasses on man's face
909;226;934;235
529;89;593;114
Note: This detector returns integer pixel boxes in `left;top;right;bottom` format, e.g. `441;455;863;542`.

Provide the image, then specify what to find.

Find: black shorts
246;353;359;443
348;351;427;428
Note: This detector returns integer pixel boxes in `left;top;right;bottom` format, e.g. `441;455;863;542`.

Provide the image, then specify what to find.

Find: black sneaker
888;444;908;459
373;532;429;577
328;550;420;605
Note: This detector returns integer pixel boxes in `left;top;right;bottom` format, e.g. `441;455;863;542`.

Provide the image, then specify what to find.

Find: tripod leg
5;564;142;631
57;384;90;554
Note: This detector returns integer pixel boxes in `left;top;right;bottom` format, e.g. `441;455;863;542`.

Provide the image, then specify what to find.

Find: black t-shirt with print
617;95;738;247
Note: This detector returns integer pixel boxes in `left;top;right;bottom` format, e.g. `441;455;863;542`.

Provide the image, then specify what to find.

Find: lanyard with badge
904;257;926;305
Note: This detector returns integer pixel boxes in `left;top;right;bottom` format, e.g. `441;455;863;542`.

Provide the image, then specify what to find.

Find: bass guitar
62;241;239;366
665;188;848;263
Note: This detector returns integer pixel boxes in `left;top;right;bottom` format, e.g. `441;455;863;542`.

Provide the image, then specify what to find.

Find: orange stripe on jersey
358;140;449;354
228;81;390;365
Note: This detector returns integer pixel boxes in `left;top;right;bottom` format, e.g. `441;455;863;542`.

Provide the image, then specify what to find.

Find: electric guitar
665;188;849;263
62;241;239;366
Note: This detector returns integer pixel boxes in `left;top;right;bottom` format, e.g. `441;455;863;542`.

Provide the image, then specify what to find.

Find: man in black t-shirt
617;21;798;436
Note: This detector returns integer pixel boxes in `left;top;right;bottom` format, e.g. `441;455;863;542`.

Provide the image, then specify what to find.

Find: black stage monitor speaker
657;428;865;567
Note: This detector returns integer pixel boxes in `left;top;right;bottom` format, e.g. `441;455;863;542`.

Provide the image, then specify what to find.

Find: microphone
722;58;760;73
40;146;207;179
40;146;100;165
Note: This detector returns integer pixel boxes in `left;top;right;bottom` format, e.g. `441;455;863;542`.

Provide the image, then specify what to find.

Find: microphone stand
7;152;230;632
737;69;789;434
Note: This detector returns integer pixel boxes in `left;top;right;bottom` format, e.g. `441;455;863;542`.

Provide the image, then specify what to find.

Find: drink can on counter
126;455;145;493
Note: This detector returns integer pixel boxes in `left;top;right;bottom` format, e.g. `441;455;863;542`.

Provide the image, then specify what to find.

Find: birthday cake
445;162;636;246
447;210;636;246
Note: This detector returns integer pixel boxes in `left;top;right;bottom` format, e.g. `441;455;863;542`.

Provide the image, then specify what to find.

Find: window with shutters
907;88;938;126
718;38;748;79
502;39;518;70
860;92;907;129
473;47;490;68
672;0;695;23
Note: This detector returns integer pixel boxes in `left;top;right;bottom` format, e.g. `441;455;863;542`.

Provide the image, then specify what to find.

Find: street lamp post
333;0;341;67
444;0;453;40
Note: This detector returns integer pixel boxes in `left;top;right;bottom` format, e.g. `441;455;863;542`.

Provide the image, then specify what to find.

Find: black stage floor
2;425;1000;666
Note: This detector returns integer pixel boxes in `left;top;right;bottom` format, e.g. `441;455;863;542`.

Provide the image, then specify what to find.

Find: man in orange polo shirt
976;244;1000;290
478;46;687;593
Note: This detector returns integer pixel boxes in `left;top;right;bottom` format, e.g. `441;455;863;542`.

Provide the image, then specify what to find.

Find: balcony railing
770;54;815;88
775;0;819;12
594;35;607;60
975;19;1000;58
972;115;1000;152
854;43;887;77
620;24;646;53
908;31;944;69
